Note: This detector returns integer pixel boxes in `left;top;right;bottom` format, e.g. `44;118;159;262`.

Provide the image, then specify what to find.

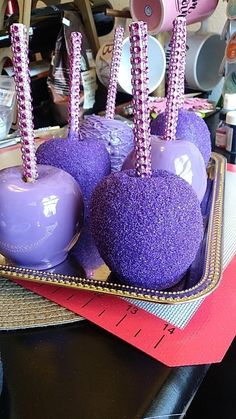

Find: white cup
165;22;226;91
185;26;226;91
95;35;166;94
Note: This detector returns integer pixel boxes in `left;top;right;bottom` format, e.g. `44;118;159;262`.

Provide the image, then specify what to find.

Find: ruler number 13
126;305;138;314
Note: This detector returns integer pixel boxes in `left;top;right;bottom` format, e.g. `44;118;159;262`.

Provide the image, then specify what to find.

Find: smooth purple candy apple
0;165;84;269
122;136;207;202
36;135;111;215
90;169;204;290
151;109;212;167
78;115;134;172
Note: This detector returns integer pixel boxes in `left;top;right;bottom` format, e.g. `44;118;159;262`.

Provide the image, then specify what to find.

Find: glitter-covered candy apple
36;135;110;214
150;108;212;167
90;169;204;290
36;32;110;215
70;218;104;278
123;17;207;202
78;26;134;173
90;21;203;290
0;24;84;269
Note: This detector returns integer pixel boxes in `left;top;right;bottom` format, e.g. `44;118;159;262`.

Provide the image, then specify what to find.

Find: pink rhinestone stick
68;31;82;136
10;23;38;182
179;18;187;108
177;1;197;106
129;21;152;178
105;26;124;120
163;17;186;141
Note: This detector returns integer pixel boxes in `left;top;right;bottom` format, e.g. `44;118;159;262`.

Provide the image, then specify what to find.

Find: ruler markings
81;296;96;308
13;252;236;366
134;329;142;337
51;287;62;294
154;335;165;349
115;314;128;327
66;294;75;301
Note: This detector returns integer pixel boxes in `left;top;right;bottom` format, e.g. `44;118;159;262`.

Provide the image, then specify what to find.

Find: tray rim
0;152;226;304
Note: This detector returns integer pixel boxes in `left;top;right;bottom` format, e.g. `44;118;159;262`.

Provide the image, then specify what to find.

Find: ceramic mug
185;24;226;91
165;21;226;91
130;0;219;34
95;35;166;94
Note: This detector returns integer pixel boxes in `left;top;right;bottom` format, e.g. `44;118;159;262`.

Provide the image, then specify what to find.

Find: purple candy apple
78;115;134;172
122;136;207;202
151;109;212;167
90;169;203;290
70;218;104;278
36;137;111;216
0;165;84;269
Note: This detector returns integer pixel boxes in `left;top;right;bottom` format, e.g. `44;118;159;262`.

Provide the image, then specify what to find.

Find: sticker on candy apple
226;32;236;63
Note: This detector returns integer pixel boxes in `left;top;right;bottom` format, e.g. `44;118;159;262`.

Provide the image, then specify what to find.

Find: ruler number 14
163;323;176;335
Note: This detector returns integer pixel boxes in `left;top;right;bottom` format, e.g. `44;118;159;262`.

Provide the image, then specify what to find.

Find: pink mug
130;0;219;34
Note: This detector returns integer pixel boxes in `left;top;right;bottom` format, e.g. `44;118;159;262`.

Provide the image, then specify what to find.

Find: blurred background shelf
0;0;109;72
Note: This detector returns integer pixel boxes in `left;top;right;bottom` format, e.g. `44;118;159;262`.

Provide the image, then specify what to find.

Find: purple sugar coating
151;109;211;166
90;169;203;290
36;137;111;213
79;115;134;172
71;218;104;278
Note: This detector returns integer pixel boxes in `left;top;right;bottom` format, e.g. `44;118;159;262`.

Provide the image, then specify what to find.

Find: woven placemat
0;279;82;330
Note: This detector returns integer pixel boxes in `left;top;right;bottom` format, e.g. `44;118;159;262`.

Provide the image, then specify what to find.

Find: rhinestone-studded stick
10;23;38;182
105;26;124;120
177;1;197;106
163;17;186;141
178;18;187;108
129;21;152;178
68;32;82;136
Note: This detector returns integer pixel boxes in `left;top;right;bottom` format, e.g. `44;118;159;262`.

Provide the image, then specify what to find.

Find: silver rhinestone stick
163;17;186;141
10;23;38;182
68;32;82;137
105;26;124;120
129;21;152;178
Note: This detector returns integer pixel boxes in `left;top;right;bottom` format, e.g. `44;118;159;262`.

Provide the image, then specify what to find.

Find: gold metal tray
0;153;226;304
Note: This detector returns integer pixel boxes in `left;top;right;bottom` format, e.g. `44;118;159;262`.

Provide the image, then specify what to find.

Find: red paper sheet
14;253;236;367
